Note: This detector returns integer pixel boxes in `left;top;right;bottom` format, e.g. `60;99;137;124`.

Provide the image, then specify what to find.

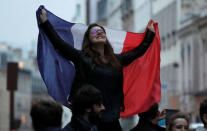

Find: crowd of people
30;92;207;131
29;8;207;131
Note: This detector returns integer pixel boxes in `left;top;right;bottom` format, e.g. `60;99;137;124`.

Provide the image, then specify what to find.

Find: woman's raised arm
117;30;155;66
39;9;81;62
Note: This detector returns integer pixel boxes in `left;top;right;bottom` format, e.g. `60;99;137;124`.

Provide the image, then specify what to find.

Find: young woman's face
172;118;189;131
89;26;106;45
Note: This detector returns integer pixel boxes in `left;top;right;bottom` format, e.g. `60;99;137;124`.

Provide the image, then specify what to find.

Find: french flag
36;6;161;117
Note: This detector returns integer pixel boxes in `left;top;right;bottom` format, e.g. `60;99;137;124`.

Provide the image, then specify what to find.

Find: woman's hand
147;20;155;33
40;9;48;23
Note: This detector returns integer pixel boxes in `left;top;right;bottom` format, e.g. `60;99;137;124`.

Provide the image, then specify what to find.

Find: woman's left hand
147;20;155;33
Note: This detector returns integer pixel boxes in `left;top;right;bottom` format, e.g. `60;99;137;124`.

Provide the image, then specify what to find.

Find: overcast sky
0;0;76;52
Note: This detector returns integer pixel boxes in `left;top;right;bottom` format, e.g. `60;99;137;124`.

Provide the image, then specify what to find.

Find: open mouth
96;36;105;39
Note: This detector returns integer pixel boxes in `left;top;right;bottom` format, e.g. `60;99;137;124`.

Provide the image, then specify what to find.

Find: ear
86;108;91;113
203;114;207;124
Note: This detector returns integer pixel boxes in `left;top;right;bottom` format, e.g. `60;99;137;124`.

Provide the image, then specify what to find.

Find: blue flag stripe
36;6;76;107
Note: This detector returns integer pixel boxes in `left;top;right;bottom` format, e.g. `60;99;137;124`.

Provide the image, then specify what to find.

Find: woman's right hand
40;9;48;23
147;20;155;33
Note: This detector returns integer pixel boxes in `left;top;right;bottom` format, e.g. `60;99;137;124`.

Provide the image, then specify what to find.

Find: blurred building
87;0;108;25
107;0;122;30
88;0;98;24
0;43;13;130
178;0;207;122
0;48;32;130
121;0;134;31
0;46;10;130
133;0;152;32
15;69;32;131
153;0;180;110
96;0;108;25
151;0;207;122
72;0;87;24
0;70;9;131
0;42;48;131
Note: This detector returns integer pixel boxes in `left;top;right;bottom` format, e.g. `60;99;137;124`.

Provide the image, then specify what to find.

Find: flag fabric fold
36;5;161;117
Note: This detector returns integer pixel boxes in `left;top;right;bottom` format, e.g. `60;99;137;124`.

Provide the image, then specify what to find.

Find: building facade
0;67;10;131
15;69;32;131
178;5;207;121
153;0;181;109
72;0;87;24
0;64;33;130
107;0;122;30
0;42;49;130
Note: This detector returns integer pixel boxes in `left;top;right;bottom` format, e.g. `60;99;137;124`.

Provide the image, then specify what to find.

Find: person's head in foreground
139;103;166;124
71;84;105;122
139;103;159;121
30;99;63;131
167;112;190;131
199;99;207;128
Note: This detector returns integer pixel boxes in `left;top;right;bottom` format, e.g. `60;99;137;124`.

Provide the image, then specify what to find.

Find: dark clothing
63;115;98;131
97;119;122;131
37;127;62;131
130;118;166;131
40;21;155;123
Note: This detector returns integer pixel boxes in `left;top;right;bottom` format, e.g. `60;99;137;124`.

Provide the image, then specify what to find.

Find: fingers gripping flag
36;6;161;117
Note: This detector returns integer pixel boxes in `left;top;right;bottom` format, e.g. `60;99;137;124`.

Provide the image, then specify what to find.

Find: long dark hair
82;23;121;69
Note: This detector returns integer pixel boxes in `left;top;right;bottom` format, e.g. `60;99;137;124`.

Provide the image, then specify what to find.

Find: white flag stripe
71;23;87;50
71;23;126;54
105;28;126;54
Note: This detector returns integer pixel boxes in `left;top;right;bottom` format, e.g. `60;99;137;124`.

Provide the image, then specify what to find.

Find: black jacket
63;115;98;131
41;21;155;122
130;118;166;131
37;127;63;131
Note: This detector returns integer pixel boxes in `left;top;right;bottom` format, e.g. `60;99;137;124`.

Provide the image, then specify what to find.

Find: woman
167;112;190;131
39;9;155;131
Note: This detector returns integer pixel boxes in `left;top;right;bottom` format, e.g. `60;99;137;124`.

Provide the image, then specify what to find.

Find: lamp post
7;62;18;130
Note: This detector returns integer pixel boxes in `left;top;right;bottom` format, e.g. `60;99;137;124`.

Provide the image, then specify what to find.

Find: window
97;0;107;21
76;4;80;17
187;45;191;57
121;0;132;16
0;53;7;68
181;47;185;61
